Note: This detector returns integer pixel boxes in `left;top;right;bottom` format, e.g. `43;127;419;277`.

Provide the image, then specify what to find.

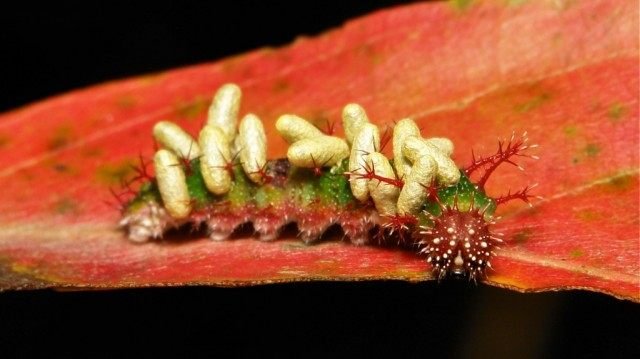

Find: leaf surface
0;0;637;301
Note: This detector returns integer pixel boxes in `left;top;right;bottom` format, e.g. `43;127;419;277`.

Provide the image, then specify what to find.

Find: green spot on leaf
514;93;551;113
95;160;136;185
82;147;104;158
607;102;627;121
604;173;634;192
48;125;75;151
272;79;290;93
584;143;600;157
116;95;137;109
356;44;383;65
576;209;601;221
563;125;579;137
52;197;79;215
450;0;474;11
512;228;533;244
569;249;584;258
505;0;528;6
175;97;208;120
50;162;75;174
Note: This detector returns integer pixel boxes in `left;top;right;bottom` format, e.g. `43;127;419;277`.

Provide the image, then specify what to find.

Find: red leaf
0;0;637;301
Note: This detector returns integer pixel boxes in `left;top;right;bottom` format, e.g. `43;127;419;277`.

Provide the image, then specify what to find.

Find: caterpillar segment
119;83;539;280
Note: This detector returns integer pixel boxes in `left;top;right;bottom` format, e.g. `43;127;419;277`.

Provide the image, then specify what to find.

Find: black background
0;1;638;357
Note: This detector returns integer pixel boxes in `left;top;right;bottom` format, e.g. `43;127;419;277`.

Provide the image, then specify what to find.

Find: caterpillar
117;83;538;281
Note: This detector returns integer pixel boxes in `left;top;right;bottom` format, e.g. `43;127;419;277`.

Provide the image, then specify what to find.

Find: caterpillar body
118;83;538;281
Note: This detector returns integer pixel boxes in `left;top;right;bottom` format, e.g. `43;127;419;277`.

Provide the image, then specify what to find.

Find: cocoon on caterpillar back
118;83;539;280
237;113;268;184
198;125;232;195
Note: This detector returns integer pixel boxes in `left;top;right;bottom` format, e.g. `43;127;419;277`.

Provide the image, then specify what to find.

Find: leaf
0;0;637;301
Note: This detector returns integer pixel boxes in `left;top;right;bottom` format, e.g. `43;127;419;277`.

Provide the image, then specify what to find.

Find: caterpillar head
419;205;498;281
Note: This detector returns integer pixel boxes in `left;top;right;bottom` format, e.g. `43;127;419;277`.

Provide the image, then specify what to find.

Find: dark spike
353;160;404;188
495;183;539;206
324;119;337;136
249;160;273;184
464;132;537;189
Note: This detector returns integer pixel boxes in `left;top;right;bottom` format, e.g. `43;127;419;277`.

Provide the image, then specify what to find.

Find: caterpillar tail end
119;201;173;243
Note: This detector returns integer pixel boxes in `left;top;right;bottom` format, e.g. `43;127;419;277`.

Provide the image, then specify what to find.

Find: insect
117;83;539;281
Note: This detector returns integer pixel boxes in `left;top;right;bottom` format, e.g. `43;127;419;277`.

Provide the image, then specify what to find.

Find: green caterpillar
119;83;537;280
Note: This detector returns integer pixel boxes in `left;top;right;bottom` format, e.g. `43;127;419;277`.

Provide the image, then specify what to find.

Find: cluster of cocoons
151;84;268;218
147;83;461;224
278;111;476;274
279;104;461;219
